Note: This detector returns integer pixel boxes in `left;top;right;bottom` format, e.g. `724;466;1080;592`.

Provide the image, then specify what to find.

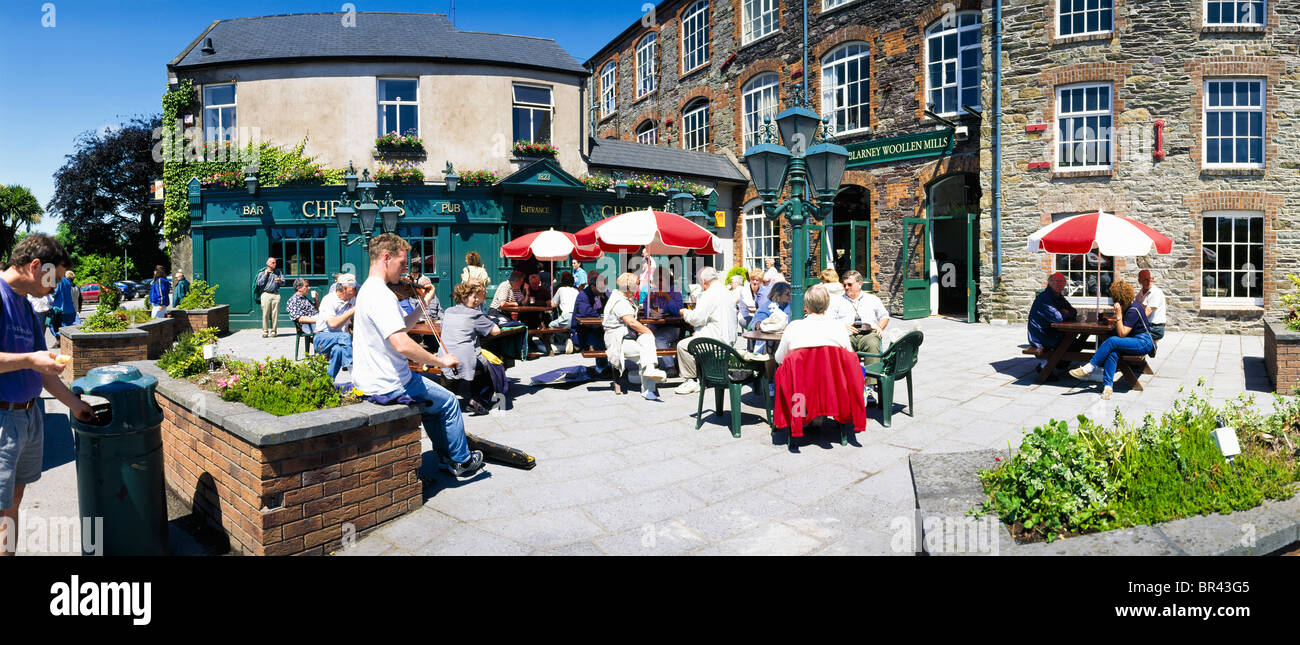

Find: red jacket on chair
774;346;866;437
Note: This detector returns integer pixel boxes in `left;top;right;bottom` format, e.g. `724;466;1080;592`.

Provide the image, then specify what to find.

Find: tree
46;115;167;273
0;185;43;260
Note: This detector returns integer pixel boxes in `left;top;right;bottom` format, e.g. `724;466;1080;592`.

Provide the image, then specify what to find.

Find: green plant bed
176;280;218;309
158;328;219;378
977;387;1300;543
195;355;358;417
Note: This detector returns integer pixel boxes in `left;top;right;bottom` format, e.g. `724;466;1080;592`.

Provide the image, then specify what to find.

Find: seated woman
548;271;580;354
774;284;851;364
1069;280;1155;400
440;281;506;415
749;281;792;354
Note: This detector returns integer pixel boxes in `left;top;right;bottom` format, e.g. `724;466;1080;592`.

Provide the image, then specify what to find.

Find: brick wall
157;393;423;556
137;317;177;360
59;328;148;384
1265;320;1300;395
168;305;230;337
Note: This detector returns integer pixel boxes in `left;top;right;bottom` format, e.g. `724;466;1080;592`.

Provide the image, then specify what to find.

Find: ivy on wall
161;79;344;245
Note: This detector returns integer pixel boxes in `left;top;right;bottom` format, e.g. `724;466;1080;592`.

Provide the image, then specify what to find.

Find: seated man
285;278;319;334
1027;272;1078;360
604;272;667;400
352;234;483;477
673;266;738;395
489;270;526;317
571;272;610;372
313;274;358;378
838;271;890;402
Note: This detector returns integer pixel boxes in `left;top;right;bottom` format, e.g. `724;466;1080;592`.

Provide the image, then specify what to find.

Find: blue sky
0;0;644;234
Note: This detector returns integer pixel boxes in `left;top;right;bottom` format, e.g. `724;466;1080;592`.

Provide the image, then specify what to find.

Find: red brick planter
168;304;230;337
128;361;424;556
59;327;148;384
137;316;177;359
1264;320;1300;395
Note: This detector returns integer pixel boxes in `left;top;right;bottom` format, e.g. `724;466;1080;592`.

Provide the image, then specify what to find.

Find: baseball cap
335;273;358;287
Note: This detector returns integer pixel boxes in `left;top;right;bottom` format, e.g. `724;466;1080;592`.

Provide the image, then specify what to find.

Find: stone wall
132;361;424;556
59;327;148;384
989;0;1299;334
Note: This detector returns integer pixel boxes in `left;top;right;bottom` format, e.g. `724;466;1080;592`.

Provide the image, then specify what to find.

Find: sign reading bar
845;129;955;168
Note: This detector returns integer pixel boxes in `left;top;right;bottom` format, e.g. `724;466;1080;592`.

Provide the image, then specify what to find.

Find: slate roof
169;12;587;75
586;138;748;183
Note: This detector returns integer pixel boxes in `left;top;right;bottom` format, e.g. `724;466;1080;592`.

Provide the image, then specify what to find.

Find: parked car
79;283;103;303
114;281;138;299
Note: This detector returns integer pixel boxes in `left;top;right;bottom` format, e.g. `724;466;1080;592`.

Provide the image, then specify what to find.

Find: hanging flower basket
512;141;559;158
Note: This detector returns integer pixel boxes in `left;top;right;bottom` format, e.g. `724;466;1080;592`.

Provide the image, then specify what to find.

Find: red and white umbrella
1027;210;1172;256
574;209;725;255
501;229;602;262
1027;210;1173;312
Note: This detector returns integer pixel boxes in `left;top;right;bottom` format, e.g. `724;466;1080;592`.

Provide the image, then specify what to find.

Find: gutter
993;0;1003;279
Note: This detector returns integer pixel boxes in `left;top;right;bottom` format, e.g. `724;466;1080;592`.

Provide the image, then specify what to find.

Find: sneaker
1101;387;1113;400
465;399;490;416
448;450;485;477
1068;366;1090;379
641;366;667;382
676;379;701;395
643;390;662;402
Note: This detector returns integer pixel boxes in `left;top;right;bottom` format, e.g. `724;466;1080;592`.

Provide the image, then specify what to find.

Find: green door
930;212;979;323
902;217;930;320
828;220;872;291
448;224;502;286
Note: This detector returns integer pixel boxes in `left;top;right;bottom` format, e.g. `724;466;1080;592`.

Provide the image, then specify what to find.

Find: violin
387;274;433;300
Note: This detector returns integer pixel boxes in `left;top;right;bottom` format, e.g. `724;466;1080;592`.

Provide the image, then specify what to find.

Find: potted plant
168;279;229;336
374;130;426;160
512;140;559;158
375;166;424;185
457;169;499;187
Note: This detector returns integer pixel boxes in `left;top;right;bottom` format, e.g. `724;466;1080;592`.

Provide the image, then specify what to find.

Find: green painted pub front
186;160;663;330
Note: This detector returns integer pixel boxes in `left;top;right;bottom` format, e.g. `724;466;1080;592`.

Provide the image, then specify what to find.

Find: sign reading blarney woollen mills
845;129;956;168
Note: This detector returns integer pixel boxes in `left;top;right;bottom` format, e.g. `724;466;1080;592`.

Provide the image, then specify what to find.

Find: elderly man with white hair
313;273;359;378
674;265;739;395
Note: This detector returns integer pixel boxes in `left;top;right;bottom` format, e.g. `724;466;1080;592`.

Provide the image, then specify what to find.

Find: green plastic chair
687;338;771;438
858;330;924;428
294;321;315;360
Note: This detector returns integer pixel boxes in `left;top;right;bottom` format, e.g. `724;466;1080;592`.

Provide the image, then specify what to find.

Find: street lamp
742;86;850;319
334;192;356;241
344;161;359;192
244;166;259;195
443;161;459;192
378;192;402;234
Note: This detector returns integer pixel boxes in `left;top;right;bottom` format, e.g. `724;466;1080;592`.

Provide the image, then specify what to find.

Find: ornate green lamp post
742;87;849;319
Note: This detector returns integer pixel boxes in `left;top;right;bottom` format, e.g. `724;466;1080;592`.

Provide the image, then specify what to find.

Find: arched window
636;120;658;145
925;11;981;116
820;42;870;135
636;33;657;97
681;0;710;72
600;61;617;117
682;99;710;151
742;73;779;149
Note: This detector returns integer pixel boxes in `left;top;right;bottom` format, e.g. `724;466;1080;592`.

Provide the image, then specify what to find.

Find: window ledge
372;148;427;161
815;0;864;19
739;30;783;53
1199;305;1265;315
1051;168;1114;179
1051;32;1114;46
679;63;710;82
598;111;618;124
832;127;872;141
1200;167;1265;177
632;90;658;106
1201;25;1266;35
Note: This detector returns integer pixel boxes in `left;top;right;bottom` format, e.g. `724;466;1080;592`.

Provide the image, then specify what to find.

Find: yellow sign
600;204;638;218
520;205;550;214
537;173;551;182
302;200;407;219
714;211;725;228
242;205;265;216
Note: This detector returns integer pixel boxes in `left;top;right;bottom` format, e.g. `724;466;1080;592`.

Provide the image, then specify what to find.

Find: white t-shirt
1136;285;1166;325
351;276;413;396
602;289;636;330
316;292;355;332
844;292;890;328
774;314;852;364
554;286;579;318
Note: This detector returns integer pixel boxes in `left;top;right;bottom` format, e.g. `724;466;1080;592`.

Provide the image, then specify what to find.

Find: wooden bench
580;349;676;359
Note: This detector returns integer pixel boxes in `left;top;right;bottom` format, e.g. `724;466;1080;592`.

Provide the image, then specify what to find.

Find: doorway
925;174;980;321
828;185;872;290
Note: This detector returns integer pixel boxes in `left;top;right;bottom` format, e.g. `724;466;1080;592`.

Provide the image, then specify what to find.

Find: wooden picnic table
575;316;688;327
1035;315;1153;390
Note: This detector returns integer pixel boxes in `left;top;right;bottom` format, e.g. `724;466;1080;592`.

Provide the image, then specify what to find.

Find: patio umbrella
574;209;725;255
1027;210;1173;313
501;229;603;262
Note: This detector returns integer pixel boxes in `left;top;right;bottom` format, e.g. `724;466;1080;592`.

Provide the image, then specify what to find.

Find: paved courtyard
22;313;1276;555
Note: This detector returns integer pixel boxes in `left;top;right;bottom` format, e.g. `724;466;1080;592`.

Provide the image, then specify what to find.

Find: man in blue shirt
0;234;94;555
51;270;78;335
570;271;610;372
1027;272;1078;358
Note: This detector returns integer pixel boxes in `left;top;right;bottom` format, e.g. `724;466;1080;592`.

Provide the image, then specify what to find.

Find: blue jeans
312;331;353;378
1090;333;1154;387
385;375;470;464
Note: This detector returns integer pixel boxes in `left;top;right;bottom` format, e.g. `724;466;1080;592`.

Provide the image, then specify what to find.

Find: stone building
991;0;1298;333
586;0;990;321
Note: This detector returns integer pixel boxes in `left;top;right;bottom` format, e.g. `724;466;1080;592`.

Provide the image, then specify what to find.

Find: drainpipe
993;0;1003;280
803;0;809;100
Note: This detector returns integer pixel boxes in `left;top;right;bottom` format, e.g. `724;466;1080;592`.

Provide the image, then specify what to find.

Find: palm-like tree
0;185;43;260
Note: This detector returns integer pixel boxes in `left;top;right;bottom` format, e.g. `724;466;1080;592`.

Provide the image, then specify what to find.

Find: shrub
177;280;218;309
199;170;243;189
270;165;330;186
977;388;1300;543
80;309;129;333
375;166;424;184
1281;273;1300;332
579;174;612;191
158;327;219;378
75;254;134;290
96;283;122;312
458;170;499;187
216;355;341;416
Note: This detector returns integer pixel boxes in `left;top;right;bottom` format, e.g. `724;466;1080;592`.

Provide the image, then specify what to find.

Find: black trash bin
70;365;168;556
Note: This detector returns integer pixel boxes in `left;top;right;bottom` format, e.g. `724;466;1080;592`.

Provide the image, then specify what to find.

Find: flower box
1264;319;1300;394
58;326;148;384
129;360;425;556
168;304;230;337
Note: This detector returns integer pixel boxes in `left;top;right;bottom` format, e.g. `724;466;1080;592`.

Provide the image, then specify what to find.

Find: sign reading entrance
845;129;955;168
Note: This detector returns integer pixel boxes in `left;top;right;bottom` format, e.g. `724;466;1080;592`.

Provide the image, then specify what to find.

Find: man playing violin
353;234;484;477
